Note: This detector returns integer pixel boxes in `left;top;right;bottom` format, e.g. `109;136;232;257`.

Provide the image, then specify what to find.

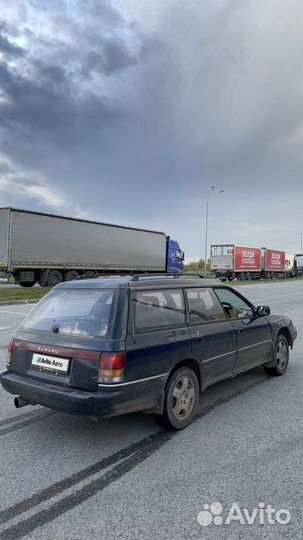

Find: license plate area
32;353;70;374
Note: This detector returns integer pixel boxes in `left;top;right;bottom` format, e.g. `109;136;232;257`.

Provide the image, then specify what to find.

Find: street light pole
204;186;224;277
204;186;214;277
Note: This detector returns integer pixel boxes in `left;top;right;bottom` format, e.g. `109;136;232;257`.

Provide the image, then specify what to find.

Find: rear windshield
21;288;116;338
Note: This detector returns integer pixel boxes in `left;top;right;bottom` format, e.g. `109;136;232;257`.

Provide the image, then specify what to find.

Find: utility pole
204;186;224;277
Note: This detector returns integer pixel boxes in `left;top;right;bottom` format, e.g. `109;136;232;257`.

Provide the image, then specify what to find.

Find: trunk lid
9;285;128;391
10;336;126;391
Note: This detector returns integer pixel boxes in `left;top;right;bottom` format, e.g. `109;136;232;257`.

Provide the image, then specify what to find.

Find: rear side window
133;289;186;330
186;288;226;323
21;288;116;338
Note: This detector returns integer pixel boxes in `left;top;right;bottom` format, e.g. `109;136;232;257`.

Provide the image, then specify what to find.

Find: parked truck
0;208;184;287
210;244;287;280
293;254;303;277
261;247;286;278
210;245;262;280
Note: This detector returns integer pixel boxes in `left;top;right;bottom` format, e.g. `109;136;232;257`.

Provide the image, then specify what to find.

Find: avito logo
197;501;291;527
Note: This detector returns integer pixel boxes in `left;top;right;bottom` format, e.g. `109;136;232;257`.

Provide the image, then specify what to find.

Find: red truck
261;248;286;278
210;244;286;280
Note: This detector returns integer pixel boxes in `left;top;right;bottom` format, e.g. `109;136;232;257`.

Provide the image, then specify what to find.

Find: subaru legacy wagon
0;275;297;430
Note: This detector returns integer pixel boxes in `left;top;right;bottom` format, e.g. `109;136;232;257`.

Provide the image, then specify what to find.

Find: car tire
157;367;199;430
264;335;289;376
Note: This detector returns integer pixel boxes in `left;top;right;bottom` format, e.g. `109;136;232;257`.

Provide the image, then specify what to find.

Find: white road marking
0;310;27;315
0;327;11;330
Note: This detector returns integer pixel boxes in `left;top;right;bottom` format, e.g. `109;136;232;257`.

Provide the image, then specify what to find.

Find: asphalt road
0;281;302;540
0;284;21;288
0;282;39;288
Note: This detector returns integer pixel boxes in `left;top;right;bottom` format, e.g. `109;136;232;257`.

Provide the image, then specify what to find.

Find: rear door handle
194;336;205;342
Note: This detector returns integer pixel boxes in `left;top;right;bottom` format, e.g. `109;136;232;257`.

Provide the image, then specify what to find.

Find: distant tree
184;258;212;274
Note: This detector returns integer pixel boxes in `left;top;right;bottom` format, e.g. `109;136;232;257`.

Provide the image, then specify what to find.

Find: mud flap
264;341;276;367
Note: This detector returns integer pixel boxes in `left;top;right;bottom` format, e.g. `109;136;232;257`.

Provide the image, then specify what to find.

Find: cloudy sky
0;0;302;259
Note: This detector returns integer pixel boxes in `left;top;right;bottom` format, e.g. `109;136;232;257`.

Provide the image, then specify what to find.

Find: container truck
0;208;184;287
261;247;286;278
210;244;293;280
210;245;262;280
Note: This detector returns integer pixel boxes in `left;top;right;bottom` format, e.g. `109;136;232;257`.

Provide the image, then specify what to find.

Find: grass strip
0;287;52;303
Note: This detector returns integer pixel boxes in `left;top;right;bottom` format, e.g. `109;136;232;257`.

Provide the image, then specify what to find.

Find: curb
0;300;38;306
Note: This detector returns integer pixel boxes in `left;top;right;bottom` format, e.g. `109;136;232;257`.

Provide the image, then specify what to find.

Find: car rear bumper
0;371;167;417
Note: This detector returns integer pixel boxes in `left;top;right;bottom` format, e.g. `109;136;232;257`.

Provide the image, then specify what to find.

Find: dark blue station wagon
0;275;297;429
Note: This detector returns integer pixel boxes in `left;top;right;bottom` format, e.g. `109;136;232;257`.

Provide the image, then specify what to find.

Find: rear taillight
7;338;14;367
98;352;126;383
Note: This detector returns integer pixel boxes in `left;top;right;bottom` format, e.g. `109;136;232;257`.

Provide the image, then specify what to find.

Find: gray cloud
0;20;24;57
82;37;138;77
0;0;301;257
0;34;24;58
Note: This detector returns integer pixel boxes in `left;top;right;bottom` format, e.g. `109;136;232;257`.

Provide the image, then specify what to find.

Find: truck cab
294;254;303;277
167;239;184;273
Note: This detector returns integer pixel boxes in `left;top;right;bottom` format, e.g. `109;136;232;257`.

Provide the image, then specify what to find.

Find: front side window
133;289;186;330
186;288;226;323
214;288;254;319
21;288;117;338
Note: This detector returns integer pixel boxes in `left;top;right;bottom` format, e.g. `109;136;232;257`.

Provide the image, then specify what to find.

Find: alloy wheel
276;340;288;370
172;375;196;421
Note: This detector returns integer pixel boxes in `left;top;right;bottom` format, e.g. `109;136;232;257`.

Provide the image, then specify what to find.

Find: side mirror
256;305;270;317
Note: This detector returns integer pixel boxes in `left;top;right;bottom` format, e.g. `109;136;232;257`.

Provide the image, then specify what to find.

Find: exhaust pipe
14;397;36;409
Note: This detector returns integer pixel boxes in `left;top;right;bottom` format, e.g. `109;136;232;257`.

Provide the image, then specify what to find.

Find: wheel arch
265;327;292;369
166;358;203;391
277;327;293;348
144;358;202;417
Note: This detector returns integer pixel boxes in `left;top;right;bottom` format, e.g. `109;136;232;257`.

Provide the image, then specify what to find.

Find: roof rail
75;273;131;280
130;273;205;281
74;272;205;282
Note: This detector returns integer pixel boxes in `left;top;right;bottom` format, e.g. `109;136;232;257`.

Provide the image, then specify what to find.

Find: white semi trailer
0;208;184;287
